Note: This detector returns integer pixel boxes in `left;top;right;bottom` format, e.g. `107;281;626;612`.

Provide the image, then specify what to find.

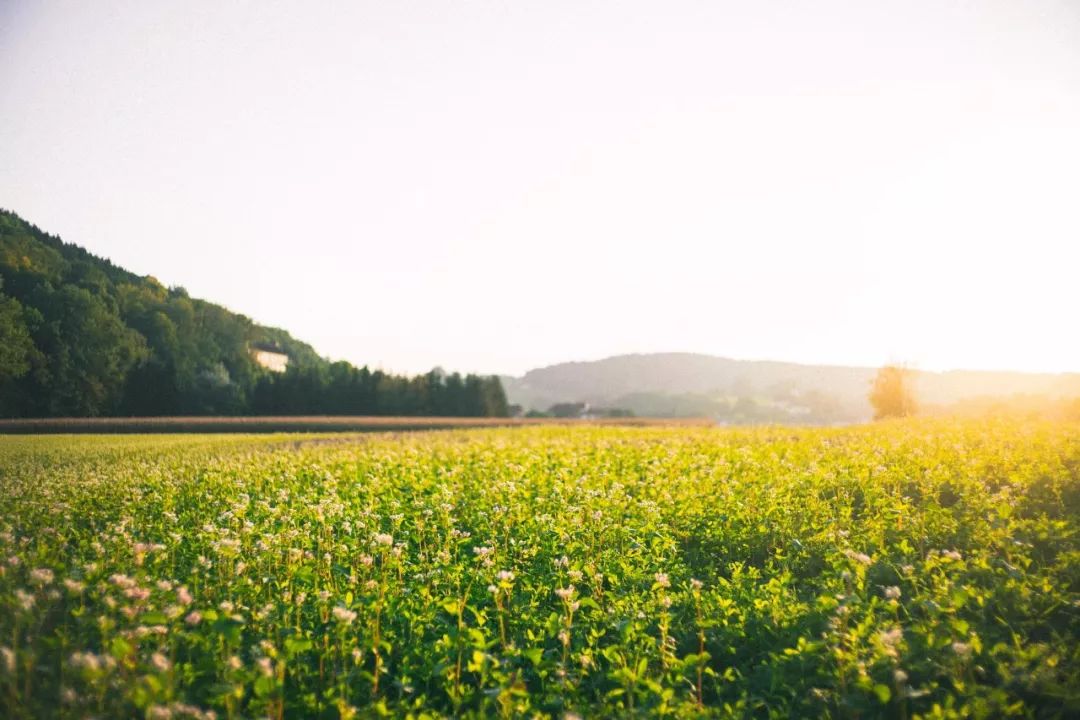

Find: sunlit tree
869;364;918;420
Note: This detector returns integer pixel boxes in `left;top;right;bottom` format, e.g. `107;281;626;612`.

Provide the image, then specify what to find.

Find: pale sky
2;1;1079;376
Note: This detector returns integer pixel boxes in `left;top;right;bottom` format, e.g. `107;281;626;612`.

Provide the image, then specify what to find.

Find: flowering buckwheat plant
0;420;1076;717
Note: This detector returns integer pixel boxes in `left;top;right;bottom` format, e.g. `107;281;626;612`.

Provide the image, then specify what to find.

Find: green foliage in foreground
1;420;1078;718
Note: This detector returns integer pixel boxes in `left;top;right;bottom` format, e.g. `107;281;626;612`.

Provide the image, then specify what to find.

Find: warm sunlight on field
2;3;1078;718
2;420;1077;718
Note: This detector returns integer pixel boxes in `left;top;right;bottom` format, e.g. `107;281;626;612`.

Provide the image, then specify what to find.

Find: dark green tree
0;288;36;386
0;208;510;418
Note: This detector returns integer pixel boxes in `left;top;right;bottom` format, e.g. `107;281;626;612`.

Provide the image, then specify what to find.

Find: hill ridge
502;352;1080;423
0;209;507;418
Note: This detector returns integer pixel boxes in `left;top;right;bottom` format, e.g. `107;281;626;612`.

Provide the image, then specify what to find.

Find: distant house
250;344;289;373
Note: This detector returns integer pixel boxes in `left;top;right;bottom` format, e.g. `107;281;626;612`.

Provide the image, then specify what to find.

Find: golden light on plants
1;424;1077;717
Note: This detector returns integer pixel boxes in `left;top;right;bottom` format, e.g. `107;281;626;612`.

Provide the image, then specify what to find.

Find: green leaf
254;675;277;698
284;637;313;657
109;636;132;660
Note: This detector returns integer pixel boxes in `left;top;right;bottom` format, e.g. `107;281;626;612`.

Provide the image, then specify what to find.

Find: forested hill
0;210;508;418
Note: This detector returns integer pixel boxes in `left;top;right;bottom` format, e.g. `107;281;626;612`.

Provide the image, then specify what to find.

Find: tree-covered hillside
0;210;507;418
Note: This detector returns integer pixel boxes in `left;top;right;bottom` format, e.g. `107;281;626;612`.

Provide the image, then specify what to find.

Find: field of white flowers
1;421;1078;718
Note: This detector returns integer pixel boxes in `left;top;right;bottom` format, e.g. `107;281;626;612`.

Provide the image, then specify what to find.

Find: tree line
0;210;508;418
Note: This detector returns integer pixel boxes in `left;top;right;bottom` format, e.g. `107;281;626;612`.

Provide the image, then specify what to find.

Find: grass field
1;421;1078;718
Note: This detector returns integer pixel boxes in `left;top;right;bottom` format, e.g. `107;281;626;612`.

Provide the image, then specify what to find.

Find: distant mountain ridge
502;353;1080;423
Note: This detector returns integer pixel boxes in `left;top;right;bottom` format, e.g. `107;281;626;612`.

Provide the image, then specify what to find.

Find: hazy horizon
506;350;1080;380
3;1;1079;377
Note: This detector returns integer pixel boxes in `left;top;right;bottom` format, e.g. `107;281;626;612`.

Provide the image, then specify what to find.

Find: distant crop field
1;421;1078;718
0;415;712;434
